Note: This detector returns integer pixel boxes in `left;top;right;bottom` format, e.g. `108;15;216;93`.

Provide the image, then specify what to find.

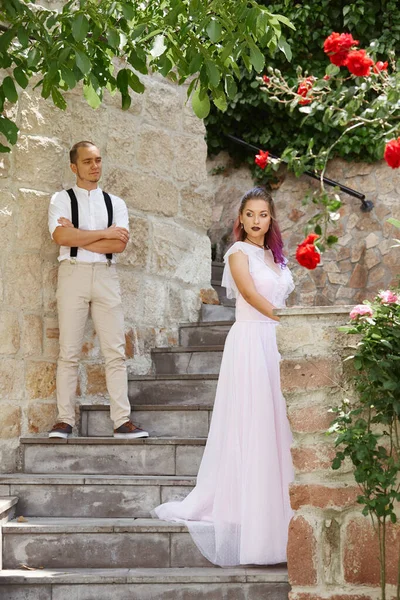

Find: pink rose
349;305;374;320
378;290;399;304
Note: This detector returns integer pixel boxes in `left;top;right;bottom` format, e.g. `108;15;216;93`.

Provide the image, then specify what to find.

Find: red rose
262;75;270;84
296;235;321;270
323;32;359;66
297;76;315;105
255;149;269;169
323;74;331;81
384;138;400;169
345;50;374;77
373;61;388;73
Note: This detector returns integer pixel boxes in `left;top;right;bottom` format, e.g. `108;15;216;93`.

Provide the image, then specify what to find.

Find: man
47;140;149;440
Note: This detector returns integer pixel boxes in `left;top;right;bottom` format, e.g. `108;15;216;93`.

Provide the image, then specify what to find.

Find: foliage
205;0;400;171
0;0;293;152
330;292;400;600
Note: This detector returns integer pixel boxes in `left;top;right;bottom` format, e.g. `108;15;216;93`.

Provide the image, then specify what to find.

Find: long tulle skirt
153;321;294;566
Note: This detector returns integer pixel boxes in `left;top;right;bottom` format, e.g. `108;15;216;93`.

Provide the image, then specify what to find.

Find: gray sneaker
114;420;149;439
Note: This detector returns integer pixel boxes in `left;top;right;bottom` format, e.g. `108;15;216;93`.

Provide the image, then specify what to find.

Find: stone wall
0;74;215;472
276;305;396;600
207;152;400;306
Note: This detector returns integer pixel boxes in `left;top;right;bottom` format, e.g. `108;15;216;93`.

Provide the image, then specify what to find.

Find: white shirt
48;185;129;263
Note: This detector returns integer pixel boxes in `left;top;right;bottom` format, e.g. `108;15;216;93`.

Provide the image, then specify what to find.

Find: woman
153;187;295;567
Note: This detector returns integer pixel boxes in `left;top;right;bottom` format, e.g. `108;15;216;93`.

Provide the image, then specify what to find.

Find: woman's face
240;199;271;240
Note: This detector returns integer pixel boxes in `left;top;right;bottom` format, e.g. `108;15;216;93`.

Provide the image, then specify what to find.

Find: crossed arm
53;217;129;253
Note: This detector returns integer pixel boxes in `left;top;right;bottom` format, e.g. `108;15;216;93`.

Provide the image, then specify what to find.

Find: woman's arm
229;251;279;322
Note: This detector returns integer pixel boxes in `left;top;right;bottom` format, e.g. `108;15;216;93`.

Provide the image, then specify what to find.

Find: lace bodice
221;241;295;322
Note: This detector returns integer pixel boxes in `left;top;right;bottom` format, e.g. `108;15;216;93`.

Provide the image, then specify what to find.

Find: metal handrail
224;134;374;212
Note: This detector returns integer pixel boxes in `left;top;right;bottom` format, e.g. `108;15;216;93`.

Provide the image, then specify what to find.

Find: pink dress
153;241;295;566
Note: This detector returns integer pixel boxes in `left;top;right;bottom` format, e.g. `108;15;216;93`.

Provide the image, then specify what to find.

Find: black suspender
66;189;113;262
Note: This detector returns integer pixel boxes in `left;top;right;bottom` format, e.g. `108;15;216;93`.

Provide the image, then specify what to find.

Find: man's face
71;145;102;183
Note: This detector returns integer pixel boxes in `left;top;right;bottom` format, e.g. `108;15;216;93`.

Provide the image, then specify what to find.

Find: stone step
211;280;236;307
20;437;206;477
179;321;233;347
81;404;212;438
0;496;18;523
128;375;218;406
211;261;224;282
0;474;195;519
151;346;224;375
201;303;235;322
0;566;290;600
2;518;215;569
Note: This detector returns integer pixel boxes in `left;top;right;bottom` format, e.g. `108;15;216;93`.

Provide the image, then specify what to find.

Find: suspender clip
70;258;77;265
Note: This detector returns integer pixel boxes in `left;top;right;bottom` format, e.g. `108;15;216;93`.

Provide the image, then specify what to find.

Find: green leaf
277;37;292;61
72;13;89;43
205;60;221;88
274;14;296;30
192;86;210;119
206;19;222;43
121;93;131;110
51;87;67;110
388;217;400;229
83;82;101;109
327;235;339;245
0;115;18;144
17;27;29;48
2;77;18;103
128;50;148;74
117;69;129;93
127;70;145;94
13;66;29;89
75;49;91;75
213;88;228;112
326;63;340;77
61;66;76;89
188;52;203;75
224;75;237;100
249;43;265;73
121;3;135;20
107;28;120;49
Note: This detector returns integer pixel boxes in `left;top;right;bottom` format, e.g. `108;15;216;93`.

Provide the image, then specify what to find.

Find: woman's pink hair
232;187;285;266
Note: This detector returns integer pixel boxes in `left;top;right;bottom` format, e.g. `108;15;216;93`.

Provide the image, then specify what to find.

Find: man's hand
104;224;130;244
58;217;74;228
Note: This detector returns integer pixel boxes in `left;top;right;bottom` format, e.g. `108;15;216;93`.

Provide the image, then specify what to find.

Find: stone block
103;87;143;115
343;517;399;585
3;532;170;569
103;168;179;216
42;261;58;313
13;484;160;518
142;278;167;327
119;215;149;269
291;443;337;474
287;516;317;585
144;80;183;130
0;586;51;599
105;110;139;168
27;403;57;434
179;185;213;230
67;97;110;148
4;255;42;310
118;271;144;323
170;533;213;567
19;89;71;142
86;364;107;396
16;188;54;252
0;406;21;439
151;221;210;285
288;403;335;433
176;445;204;476
0;190;16;249
136;126;176;177
0;359;24;400
169;286;202;324
152;350;222;376
280;358;341;393
0;311;19;354
13;136;67;191
183;99;206;136
173;135;208;184
160;485;194;504
23;443;176;476
25;361;56;400
21;314;43;357
368;264;386;285
43;317;59;359
128;377;217;407
290;484;359;510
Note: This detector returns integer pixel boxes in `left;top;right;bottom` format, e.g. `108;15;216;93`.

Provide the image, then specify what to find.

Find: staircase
0;262;290;599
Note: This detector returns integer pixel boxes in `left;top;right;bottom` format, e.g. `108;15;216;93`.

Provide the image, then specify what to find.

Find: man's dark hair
70;141;97;164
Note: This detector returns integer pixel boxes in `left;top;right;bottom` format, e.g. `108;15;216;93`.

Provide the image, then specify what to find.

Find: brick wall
277;306;396;600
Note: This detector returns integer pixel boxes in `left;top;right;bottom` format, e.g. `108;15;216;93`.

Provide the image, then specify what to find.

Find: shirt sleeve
111;195;129;231
48;190;70;239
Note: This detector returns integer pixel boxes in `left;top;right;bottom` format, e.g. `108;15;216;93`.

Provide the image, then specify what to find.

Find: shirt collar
73;184;102;198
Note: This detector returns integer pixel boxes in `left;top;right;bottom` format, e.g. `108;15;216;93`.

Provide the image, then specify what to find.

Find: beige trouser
56;260;131;429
